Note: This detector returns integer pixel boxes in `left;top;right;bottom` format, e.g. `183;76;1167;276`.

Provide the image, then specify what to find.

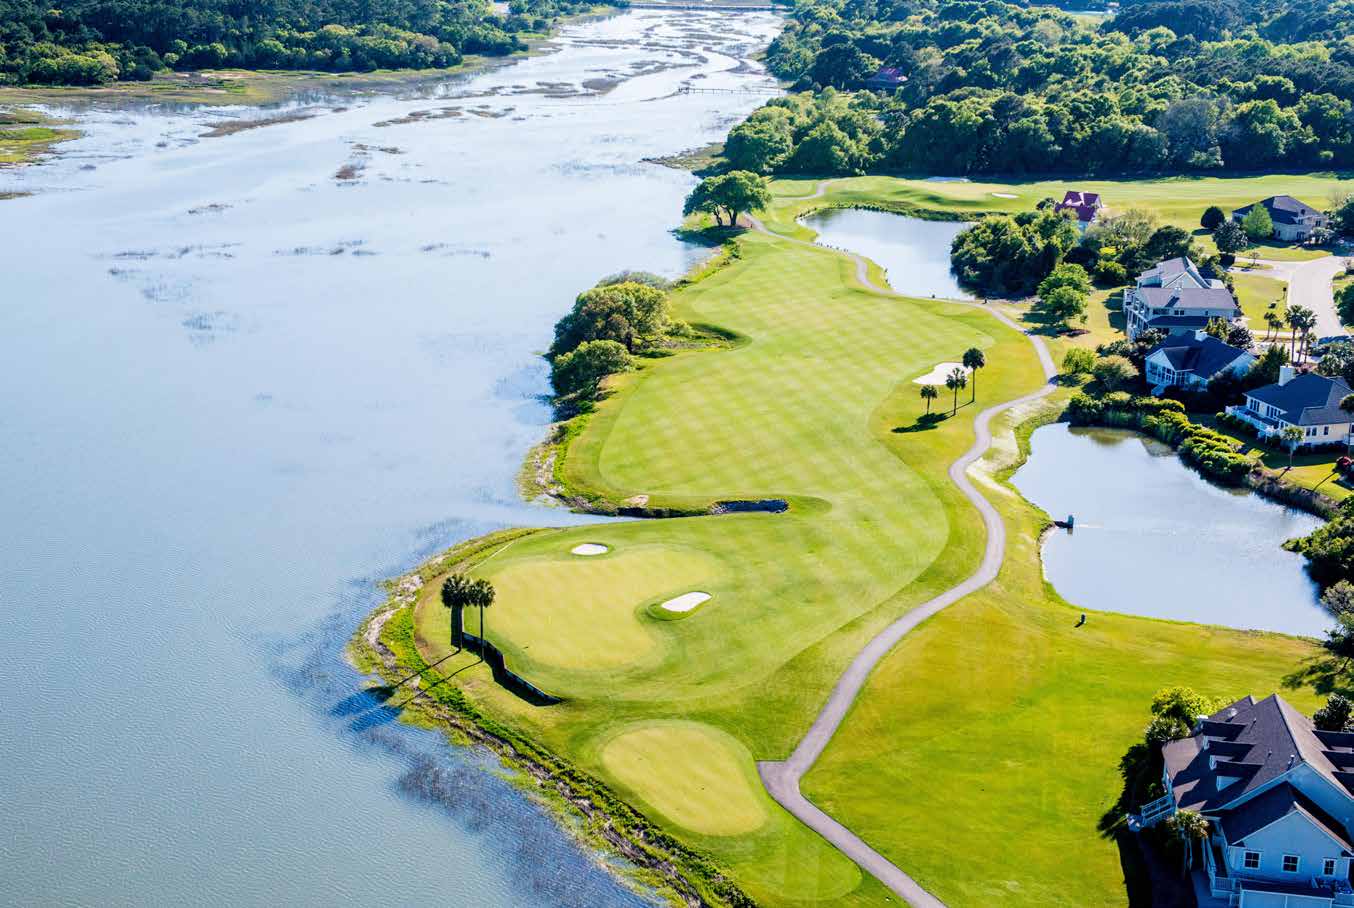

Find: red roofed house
1054;190;1105;231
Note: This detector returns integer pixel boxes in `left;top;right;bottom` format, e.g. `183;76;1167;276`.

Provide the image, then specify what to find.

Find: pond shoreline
1015;420;1329;637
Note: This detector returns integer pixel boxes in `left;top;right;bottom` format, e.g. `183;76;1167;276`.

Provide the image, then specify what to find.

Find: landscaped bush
1095;261;1128;286
1062;347;1096;376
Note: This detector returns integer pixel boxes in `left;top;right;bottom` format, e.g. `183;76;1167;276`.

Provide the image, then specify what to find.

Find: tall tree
919;383;938;414
962;347;986;402
945;367;967;414
1283;424;1305;469
682;171;772;228
441;573;477;650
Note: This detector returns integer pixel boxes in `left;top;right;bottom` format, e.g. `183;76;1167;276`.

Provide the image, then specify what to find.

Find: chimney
1279;366;1296;386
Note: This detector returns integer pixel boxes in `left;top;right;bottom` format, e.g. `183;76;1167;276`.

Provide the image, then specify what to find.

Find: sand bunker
913;362;970;385
571;543;609;556
660;592;711;613
992;192;1018;198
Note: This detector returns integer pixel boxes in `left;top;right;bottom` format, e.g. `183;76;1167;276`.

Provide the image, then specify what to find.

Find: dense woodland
721;0;1354;176
0;0;603;85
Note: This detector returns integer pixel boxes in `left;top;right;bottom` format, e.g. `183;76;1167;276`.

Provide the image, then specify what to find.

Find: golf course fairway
360;178;1328;907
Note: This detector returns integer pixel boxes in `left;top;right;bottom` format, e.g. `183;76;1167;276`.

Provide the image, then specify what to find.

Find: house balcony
1226;404;1283;438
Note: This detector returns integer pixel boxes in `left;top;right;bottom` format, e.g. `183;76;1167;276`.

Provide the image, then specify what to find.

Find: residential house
1124;257;1242;342
1144;331;1255;393
1054;190;1104;230
1232;196;1331;243
863;67;907;92
1227;368;1354;449
1151;693;1354;907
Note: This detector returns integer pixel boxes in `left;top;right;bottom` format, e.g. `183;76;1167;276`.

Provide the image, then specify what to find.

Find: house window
1244;851;1260;870
1283;855;1300;873
1326;426;1331;436
1324;858;1337;876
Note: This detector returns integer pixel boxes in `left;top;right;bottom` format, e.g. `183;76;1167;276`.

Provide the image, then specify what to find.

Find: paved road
1251;256;1349;340
745;193;1057;907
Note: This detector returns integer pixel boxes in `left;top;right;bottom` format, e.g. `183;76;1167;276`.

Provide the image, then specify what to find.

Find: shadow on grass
1282;657;1354;697
1100;740;1193;907
893;412;951;433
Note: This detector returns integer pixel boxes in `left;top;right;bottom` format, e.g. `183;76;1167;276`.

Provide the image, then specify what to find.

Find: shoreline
0;3;621;170
350;192;1338;905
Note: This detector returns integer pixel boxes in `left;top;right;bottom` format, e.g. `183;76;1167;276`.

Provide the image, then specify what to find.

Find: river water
1014;425;1328;637
0;10;780;907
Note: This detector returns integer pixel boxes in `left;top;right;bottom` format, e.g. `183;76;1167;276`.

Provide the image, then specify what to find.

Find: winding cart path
745;189;1057;906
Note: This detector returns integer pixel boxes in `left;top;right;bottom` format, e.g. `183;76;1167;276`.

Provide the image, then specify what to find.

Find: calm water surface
1013;425;1328;636
802;207;972;300
0;10;780;906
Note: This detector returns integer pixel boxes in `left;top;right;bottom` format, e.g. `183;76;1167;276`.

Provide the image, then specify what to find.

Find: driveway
1251;255;1349;340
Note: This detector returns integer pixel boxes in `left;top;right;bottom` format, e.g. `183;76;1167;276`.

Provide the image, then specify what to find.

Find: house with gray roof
1151;693;1354;906
1227;368;1354;449
1232;196;1331;243
1124;257;1241;341
1145;331;1255;393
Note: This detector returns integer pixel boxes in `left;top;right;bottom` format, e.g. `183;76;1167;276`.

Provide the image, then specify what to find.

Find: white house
1232;196;1331;243
1226;368;1354;449
1145;331;1255;393
1151;694;1354;907
1124;257;1241;342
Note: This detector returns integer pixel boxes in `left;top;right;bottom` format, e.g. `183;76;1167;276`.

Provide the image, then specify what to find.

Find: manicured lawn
1231;269;1289;329
767;173;1350;239
801;423;1320;906
390;182;1326;907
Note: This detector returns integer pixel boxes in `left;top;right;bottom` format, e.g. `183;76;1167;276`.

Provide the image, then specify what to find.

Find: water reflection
802;207;973;300
1012;425;1327;637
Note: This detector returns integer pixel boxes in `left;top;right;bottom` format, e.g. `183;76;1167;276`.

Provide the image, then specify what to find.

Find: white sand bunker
913;362;971;385
571;543;610;556
660;592;711;613
992;192;1018;198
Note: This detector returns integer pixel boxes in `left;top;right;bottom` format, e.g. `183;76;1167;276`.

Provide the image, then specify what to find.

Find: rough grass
401;181;1326;906
1232;269;1290;328
766;174;1349;242
0;108;78;166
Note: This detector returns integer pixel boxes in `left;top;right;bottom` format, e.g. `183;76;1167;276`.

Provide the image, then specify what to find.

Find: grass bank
354;175;1330;906
0;108;79;170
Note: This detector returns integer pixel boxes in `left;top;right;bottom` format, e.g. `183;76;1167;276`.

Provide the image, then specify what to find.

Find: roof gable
1147;334;1251;377
1223;784;1354;854
1247;373;1354;426
1164;694;1354;814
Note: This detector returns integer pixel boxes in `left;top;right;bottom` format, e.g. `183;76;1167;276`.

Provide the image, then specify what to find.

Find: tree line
0;0;602;86
719;0;1354;177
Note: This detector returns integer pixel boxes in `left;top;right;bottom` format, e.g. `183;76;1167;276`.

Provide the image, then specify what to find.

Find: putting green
600;722;768;836
481;545;720;672
389;174;1330;907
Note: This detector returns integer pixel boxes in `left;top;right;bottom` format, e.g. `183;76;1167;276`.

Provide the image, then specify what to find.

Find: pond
1012;424;1329;637
802;207;973;300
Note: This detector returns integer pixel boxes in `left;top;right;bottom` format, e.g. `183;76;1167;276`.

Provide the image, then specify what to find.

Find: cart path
745;190;1057;907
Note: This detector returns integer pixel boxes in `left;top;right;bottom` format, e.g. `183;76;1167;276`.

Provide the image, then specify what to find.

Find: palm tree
1291;305;1317;363
962;347;986;402
1282;424;1305;470
1264;311;1281;342
441;574;477;650
945;367;968;414
1166;809;1210;875
471;578;496;653
1285;305;1299;362
1341;393;1354;455
919;383;939;414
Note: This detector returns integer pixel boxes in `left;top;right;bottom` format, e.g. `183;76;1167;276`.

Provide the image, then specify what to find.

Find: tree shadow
893;412;951;433
1100;740;1193;907
1282;658;1354;697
